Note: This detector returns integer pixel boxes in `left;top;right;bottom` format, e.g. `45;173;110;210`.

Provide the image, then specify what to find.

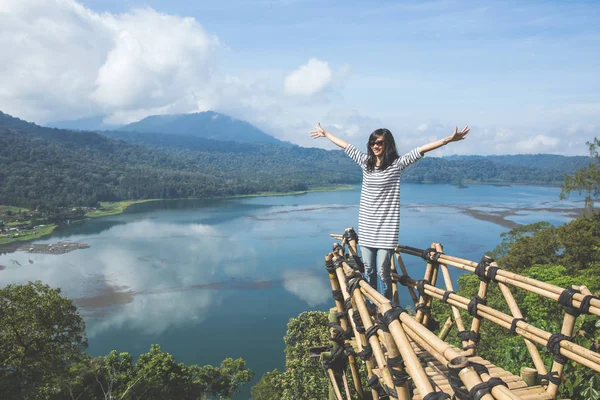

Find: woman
310;123;469;299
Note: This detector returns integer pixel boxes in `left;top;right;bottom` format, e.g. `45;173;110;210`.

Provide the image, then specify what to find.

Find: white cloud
0;0;219;124
282;270;330;307
284;58;333;96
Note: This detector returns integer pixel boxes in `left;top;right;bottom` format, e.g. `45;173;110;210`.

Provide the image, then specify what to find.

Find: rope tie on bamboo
447;359;469;400
458;330;481;343
474;255;495;283
537;371;561;386
421;247;443;265
580;294;599;314
332;243;343;253
393;274;411;286
467;296;487;320
346;276;364;296
332;256;346;270
322;343;348;372
365;324;379;340
509;317;525;335
351;310;365;333
375;313;390;332
471;362;489;376
346;254;365;272
367;375;396;399
558;286;599;316
388;367;409;386
458;331;481;350
342;228;358;243
386;355;409;386
442;290;455;303
332;289;343;302
328;323;352;343
343;343;355;357
416;279;430;298
546;333;572;364
343;298;352;314
468;378;508;400
422;393;451;400
415;303;431;313
382;306;406;327
325;259;336;273
357;344;372;361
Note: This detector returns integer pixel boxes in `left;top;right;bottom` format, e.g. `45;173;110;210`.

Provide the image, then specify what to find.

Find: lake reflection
0;184;584;398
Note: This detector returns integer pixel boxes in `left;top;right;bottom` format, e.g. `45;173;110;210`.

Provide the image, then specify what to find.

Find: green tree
561;137;600;208
250;311;329;400
0;281;87;400
250;369;284;400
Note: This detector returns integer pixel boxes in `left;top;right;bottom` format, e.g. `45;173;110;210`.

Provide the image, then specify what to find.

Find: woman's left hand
449;125;470;142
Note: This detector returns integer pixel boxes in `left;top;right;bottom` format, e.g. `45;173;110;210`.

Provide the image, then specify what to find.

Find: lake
0;184;584;398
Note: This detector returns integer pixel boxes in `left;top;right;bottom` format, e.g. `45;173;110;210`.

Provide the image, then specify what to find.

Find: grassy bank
0;224;56;245
0;185;356;246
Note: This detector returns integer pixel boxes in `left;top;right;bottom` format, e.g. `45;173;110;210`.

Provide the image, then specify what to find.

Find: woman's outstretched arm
418;125;470;155
310;123;349;149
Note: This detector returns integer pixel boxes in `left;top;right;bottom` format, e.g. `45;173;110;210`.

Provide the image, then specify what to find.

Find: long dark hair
366;128;399;171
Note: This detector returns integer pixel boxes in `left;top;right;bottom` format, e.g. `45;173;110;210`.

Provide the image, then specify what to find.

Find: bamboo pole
394;251;419;305
406;279;600;372
497;282;547;375
422;243;442;328
390;250;401;306
465;256;493;357
436;254;469;350
342;372;352;400
396;245;600;317
438;316;454;341
416;242;437;324
327;369;344;400
546;312;577;398
378;326;411;399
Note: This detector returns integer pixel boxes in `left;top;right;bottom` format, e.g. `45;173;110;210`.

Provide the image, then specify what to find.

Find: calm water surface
0;184;584;398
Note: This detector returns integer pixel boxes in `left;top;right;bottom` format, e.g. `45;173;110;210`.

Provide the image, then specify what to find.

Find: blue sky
1;0;599;154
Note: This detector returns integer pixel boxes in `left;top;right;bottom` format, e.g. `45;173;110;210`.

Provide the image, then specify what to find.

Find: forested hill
0;112;359;210
445;154;591;171
0;111;592;209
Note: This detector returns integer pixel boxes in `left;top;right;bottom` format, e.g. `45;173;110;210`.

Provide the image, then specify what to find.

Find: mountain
119;111;281;144
47;115;121;131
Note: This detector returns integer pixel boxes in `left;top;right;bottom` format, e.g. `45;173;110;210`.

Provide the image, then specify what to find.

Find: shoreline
0;181;579;248
0;184;356;247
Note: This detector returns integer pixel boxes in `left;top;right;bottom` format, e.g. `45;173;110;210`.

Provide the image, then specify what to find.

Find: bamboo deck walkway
314;228;600;400
409;341;551;400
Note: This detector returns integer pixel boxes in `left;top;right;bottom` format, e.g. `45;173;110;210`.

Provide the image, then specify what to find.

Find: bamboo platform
409;341;551;400
315;228;600;400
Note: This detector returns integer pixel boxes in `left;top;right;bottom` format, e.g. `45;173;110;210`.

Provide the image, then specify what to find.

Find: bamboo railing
315;228;600;400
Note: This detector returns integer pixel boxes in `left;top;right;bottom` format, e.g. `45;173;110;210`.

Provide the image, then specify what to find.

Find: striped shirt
345;144;423;249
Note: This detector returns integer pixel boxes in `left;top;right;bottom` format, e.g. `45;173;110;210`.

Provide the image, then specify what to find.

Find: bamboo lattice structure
315;228;600;400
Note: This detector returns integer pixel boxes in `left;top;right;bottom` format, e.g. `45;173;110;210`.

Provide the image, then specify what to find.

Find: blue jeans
360;246;393;300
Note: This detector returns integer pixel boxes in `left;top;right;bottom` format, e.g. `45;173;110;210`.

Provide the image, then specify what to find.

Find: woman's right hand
310;123;327;139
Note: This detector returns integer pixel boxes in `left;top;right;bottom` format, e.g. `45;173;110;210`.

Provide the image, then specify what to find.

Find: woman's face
370;135;385;157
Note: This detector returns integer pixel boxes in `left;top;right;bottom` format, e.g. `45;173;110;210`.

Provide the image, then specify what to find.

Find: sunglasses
370;140;385;147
